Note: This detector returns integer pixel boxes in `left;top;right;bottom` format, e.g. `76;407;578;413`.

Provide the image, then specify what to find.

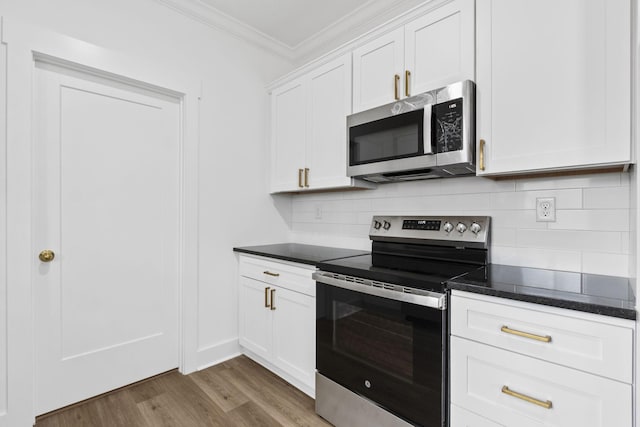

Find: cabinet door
476;0;631;175
271;286;315;390
270;78;306;192
238;277;272;361
404;0;474;96
306;55;352;190
352;28;404;113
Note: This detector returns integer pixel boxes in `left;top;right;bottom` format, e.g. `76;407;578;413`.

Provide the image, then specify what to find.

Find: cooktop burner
316;215;491;293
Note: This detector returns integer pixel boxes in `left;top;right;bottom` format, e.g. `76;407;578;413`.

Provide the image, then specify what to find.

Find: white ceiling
156;0;426;61
199;0;373;48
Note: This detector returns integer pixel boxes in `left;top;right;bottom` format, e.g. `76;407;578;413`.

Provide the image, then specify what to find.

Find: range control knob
443;222;454;233
470;222;482;235
383;221;391;230
373;220;382;230
456;222;467;234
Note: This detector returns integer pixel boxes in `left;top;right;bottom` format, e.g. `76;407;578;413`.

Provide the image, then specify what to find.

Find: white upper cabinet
352;28;404;113
352;0;475;113
270;79;306;191
270;54;373;193
476;0;632;176
305;56;353;190
404;0;475;96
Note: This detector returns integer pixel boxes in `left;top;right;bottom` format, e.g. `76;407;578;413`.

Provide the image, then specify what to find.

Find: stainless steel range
313;215;490;427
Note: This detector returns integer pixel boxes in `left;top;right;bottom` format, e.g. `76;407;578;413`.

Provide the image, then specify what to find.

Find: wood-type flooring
35;355;332;427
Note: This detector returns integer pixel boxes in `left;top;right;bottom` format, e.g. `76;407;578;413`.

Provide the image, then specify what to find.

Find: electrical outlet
315;205;322;220
536;197;556;222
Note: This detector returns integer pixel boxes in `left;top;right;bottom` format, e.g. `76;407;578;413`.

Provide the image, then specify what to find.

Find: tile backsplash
290;172;631;277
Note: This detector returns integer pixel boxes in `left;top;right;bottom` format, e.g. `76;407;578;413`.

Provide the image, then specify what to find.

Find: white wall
292;172;631;277
0;41;7;422
1;0;294;379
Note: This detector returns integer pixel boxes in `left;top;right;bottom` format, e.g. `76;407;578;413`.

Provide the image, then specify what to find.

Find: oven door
315;274;447;427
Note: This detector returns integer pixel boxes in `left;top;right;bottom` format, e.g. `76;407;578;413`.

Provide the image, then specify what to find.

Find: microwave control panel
433;97;463;153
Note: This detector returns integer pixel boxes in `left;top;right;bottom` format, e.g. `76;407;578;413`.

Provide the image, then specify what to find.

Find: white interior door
33;60;181;415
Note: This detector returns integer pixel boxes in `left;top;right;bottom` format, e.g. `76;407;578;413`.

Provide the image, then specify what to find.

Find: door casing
2;18;201;427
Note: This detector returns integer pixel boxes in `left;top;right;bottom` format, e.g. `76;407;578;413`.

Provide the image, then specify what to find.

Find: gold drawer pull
263;271;280;277
501;325;551;343
264;287;271;308
270;289;276;310
304;168;309;188
479;139;486;171
298;169;304;188
502;386;552;409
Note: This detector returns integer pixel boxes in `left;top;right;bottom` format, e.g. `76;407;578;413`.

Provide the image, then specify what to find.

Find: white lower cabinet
450;291;634;427
450;404;504;427
238;255;316;396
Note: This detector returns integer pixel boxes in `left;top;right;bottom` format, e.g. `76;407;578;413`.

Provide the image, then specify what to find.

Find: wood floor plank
142;373;231;426
225;401;282;427
218;357;331;427
137;391;228;427
89;390;148;427
189;366;251;413
36;355;332;427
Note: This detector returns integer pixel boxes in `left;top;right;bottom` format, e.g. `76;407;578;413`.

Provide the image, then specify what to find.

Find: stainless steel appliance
313;215;490;427
347;80;475;182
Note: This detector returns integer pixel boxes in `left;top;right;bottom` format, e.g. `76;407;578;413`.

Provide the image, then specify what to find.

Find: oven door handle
313;271;446;310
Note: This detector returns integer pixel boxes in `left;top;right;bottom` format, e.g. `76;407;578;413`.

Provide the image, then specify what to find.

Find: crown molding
153;0;451;70
153;0;295;60
267;0;451;90
291;0;427;64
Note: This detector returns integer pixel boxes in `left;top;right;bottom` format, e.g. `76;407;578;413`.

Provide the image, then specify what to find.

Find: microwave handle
423;103;434;154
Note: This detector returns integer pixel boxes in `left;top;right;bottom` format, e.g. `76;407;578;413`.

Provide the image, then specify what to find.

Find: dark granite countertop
233;243;370;266
447;264;636;320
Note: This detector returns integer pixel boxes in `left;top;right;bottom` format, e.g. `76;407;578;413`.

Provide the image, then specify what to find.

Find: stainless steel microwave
347;80;475;182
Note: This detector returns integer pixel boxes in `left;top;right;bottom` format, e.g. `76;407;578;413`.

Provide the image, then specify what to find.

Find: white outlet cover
536;197;556;222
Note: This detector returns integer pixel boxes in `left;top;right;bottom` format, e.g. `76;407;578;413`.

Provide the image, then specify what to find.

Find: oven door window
349;109;424;166
317;283;445;427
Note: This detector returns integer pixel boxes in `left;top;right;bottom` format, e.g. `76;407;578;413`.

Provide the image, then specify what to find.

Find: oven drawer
238;254;315;296
450;336;632;427
450;291;634;383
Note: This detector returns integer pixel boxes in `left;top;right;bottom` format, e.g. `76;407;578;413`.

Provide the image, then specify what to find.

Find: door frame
1;17;201;426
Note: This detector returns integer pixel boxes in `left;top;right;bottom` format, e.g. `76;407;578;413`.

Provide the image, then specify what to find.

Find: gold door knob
39;250;55;262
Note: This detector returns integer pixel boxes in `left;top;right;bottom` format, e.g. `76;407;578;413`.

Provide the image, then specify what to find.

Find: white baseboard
195;338;242;371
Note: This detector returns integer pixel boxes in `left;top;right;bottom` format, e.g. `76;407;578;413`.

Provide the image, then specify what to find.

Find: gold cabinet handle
298;169;304;188
304;168;309;188
479;139;486;171
502;386;552;409
263;271;280;277
39;249;55;262
501;325;551;343
270;289;276;310
405;70;411;97
264;287;271;308
394;74;400;100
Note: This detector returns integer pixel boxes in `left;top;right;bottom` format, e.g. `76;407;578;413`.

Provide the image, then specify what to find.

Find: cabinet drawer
450;336;632;427
450;404;504;427
239;254;315;296
451;292;634;383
